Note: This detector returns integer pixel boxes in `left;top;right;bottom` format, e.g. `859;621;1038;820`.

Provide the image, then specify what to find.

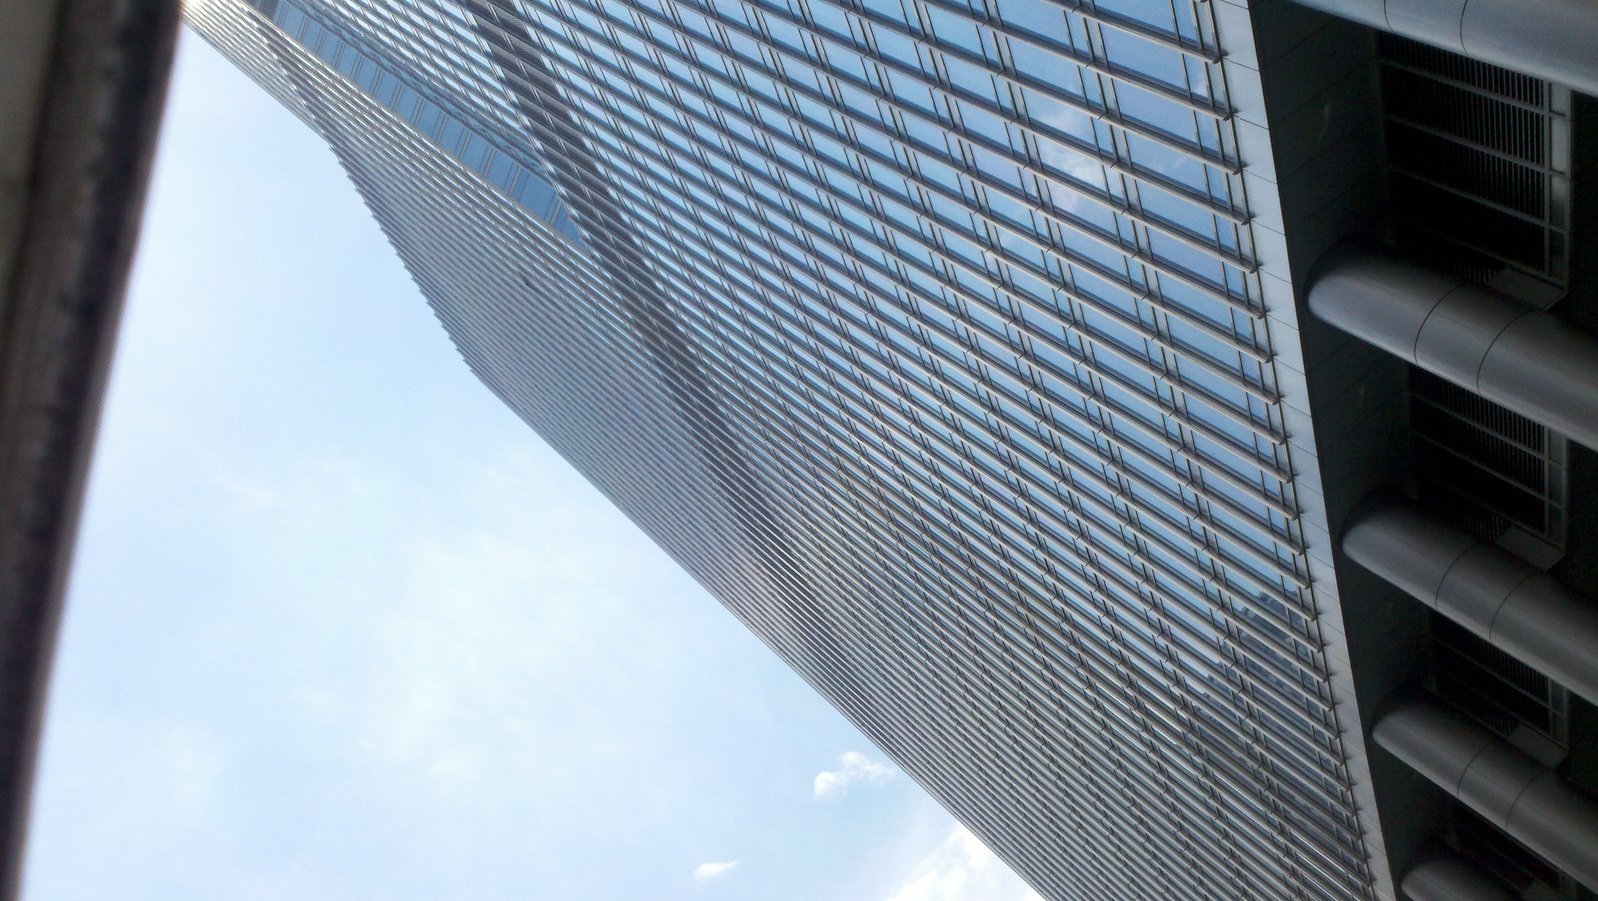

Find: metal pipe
1307;250;1598;452
1401;847;1514;901
1343;497;1598;708
1288;0;1598;96
1374;695;1598;892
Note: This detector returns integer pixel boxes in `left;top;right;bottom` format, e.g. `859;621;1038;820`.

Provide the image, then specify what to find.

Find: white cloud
812;750;894;801
692;860;739;881
883;824;1045;901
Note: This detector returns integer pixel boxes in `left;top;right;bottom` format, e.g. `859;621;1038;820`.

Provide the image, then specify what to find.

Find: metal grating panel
1448;806;1561;897
1378;35;1543;106
1378;37;1572;555
1431;617;1568;745
1378;34;1571;284
1408;370;1568;547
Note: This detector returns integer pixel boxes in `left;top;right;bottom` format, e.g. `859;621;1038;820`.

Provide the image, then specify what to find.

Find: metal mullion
1035;315;1285;456
946;428;1310;661
1083;590;1346;799
287;0;548;172
1074;613;1344;817
1279;806;1372;892
1145;729;1295;857
826;405;1335;736
1048;702;1259;894
505;50;1271;412
504;0;1264;336
517;71;1265;412
833;0;1233;122
811;476;1220;869
1003;428;1315;647
901;0;1223;64
1279;825;1373;900
534;97;1296;496
952;634;1172;857
1184;740;1310;866
1077;0;1220;61
457;255;846;595
530;0;1249;235
697;200;1285;489
1026;635;1284;863
977;648;1201;894
837;555;1130;877
959;631;1203;891
991;339;1284;514
1005;259;1270;375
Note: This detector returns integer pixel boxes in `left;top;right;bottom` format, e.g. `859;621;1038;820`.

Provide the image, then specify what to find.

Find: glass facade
185;0;1387;897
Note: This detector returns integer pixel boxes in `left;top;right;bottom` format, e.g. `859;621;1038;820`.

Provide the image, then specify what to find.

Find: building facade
183;0;1598;897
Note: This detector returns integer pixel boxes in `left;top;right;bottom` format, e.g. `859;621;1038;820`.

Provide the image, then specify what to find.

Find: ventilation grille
1386;121;1546;216
1379;35;1544;105
1380;37;1570;551
1409;371;1566;545
1432;617;1566;743
1448;806;1560;896
1378;34;1569;283
1383;69;1546;161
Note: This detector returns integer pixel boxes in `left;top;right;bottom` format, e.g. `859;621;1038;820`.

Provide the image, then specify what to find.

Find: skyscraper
182;0;1598;898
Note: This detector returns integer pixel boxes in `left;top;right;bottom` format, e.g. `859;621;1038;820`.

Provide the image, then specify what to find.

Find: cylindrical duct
1343;498;1598;707
1401;847;1513;901
1307;250;1598;452
1373;695;1598;892
1288;0;1598;97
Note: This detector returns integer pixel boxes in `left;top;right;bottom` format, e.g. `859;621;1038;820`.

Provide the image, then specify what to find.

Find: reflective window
239;0;1377;888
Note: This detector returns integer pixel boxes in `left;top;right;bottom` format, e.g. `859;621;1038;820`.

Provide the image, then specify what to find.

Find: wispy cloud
692;860;739;881
883;824;1044;901
813;750;894;801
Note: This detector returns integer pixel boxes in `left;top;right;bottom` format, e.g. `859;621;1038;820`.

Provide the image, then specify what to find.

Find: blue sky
22;30;1042;901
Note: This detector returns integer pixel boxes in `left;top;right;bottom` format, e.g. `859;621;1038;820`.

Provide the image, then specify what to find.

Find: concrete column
1307;250;1598;452
1374;695;1598;892
1401;847;1513;901
1288;0;1598;96
1343;498;1598;708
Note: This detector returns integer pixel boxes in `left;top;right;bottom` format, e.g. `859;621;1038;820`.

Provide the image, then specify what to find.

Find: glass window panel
808;0;851;38
1024;87;1096;146
944;53;998;101
1124;132;1205;192
951;97;1001;147
1186;56;1213;103
1156;272;1229;329
764;12;805;50
1093;0;1177;35
1168;315;1240;374
928;7;981;56
997;0;1070;47
1148;229;1224;287
918;153;963;195
1010;41;1083;101
872;23;921;69
969;141;1023;193
1115;82;1197;144
1139;182;1219;245
1100;22;1187;90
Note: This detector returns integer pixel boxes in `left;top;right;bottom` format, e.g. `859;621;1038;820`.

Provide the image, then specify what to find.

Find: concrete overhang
1;0;178;895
